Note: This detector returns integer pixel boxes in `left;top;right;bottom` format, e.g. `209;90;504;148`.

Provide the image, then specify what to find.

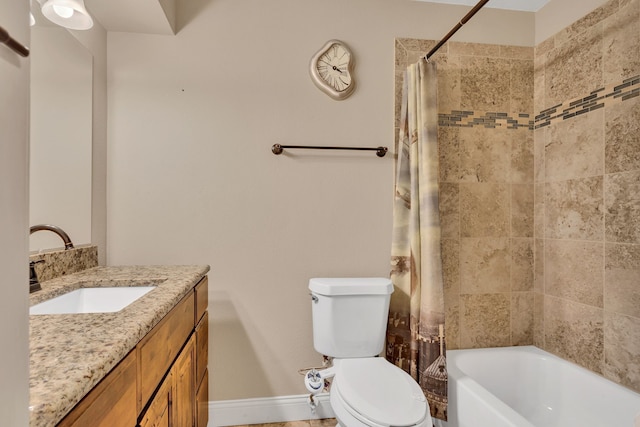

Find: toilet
305;277;433;427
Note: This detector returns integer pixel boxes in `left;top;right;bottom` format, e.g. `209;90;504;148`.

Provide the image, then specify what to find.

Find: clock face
316;44;352;92
310;40;355;100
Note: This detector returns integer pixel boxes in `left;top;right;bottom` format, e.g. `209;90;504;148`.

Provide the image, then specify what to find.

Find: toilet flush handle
310;293;319;303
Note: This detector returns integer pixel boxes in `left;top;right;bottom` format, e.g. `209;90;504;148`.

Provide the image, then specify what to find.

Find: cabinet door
196;370;209;427
172;335;196;427
139;372;172;427
58;350;137;427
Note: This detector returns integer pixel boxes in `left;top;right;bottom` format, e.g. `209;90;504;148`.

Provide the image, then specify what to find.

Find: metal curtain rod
425;0;490;60
0;26;29;57
272;144;388;157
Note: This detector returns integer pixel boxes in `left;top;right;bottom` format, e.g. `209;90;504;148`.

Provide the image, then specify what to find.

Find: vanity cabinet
56;276;209;427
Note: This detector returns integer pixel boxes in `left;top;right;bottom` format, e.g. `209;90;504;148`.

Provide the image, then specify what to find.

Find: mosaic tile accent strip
439;111;534;130
535;75;639;129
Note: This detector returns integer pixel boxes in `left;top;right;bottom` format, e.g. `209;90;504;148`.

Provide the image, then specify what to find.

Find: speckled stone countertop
29;265;210;427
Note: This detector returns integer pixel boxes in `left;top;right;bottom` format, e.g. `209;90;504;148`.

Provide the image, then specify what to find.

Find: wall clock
309;40;355;100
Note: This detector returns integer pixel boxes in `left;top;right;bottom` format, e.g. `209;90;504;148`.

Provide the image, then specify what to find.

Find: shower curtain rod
0;26;29;57
425;0;490;60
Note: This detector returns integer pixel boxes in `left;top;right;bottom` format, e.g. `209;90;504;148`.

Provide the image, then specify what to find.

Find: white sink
30;286;156;315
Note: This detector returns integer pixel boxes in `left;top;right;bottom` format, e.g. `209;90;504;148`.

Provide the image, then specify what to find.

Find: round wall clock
309;40;355;100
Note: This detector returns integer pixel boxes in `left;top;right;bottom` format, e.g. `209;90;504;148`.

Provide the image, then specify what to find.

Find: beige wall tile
460;183;510;237
459;126;511;183
545;177;604;240
544;295;604;374
554;0;617;47
533;55;547;113
546;109;604;181
605;97;640;174
534;239;544;293
533;292;544;347
535;37;555;58
449;42;501;57
499;45;534;60
460;56;511;112
604;311;640;392
603;0;640;84
534;127;546;183
460;294;511;348
511;292;534;345
605;243;640;318
460;238;510;294
511;127;534;184
544;239;604;307
510;59;535;113
534;183;545;238
437;54;462;113
442;239;460;350
605;170;640;244
439;183;460;239
544;24;604;107
512;238;534;292
512;184;534;237
438;126;460;183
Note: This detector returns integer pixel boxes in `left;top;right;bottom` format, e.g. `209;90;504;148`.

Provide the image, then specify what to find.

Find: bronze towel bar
0;26;29;57
272;144;388;158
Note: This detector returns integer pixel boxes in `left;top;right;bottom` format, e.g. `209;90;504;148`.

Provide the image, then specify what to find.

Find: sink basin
30;286;156;315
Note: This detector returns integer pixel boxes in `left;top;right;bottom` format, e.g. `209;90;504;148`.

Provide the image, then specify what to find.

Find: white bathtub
434;346;640;427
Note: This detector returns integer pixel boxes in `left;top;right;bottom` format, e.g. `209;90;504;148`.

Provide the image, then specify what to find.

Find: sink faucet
29;224;74;250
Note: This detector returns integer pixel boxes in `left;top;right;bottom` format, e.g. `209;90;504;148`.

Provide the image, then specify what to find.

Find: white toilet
306;277;433;427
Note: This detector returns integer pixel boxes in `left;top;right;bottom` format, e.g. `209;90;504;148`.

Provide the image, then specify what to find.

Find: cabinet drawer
195;276;208;324
137;291;194;412
58;350;137;427
195;310;208;386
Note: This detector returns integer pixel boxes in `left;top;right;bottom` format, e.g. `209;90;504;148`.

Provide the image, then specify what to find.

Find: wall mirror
29;20;93;252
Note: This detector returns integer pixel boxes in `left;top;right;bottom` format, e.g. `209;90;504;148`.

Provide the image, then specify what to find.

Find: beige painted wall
106;0;533;400
70;22;109;266
0;1;30;424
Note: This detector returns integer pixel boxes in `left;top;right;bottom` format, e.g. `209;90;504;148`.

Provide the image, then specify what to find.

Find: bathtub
433;346;640;427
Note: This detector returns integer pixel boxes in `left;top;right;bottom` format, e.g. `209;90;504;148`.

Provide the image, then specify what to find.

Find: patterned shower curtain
386;58;448;421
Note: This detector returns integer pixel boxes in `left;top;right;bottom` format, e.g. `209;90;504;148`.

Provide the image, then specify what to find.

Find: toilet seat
332;358;430;427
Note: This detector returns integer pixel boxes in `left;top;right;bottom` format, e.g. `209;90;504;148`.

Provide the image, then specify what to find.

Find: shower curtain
386;58;448;421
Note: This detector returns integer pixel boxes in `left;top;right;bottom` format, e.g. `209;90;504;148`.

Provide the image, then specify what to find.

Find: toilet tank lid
309;278;394;296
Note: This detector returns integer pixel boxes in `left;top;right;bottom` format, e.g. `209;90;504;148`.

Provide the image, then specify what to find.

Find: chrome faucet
29;224;74;250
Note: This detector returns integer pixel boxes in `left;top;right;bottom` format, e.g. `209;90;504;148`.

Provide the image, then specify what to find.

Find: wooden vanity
28;265;210;427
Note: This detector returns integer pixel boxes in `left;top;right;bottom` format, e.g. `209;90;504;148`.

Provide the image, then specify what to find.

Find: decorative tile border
439;111;534;130
534;75;639;129
437;75;639;131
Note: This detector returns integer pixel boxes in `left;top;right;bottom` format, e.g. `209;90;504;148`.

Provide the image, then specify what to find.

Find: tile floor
227;419;336;427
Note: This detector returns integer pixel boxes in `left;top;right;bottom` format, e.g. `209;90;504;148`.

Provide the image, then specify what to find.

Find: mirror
29;22;93;252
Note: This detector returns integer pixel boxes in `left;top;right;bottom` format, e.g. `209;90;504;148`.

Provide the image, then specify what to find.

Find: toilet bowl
329;358;432;427
307;278;433;427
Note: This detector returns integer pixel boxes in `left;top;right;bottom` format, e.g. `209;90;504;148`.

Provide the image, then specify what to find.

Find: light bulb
52;4;74;18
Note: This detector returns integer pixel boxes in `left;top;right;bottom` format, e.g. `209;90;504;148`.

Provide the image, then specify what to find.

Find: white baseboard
209;393;335;427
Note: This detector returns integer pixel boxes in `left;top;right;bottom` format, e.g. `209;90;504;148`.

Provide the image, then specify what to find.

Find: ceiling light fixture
40;0;93;30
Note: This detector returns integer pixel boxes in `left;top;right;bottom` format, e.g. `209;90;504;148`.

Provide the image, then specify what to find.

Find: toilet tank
309;278;394;358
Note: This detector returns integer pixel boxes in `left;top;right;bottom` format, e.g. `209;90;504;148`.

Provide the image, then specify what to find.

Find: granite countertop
29;265;210;427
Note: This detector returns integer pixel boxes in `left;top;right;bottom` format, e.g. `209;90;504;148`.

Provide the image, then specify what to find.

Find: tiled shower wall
394;40;536;350
533;0;639;392
395;0;639;393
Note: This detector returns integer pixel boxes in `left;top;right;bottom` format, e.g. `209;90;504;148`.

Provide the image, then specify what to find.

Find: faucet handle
29;259;45;293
